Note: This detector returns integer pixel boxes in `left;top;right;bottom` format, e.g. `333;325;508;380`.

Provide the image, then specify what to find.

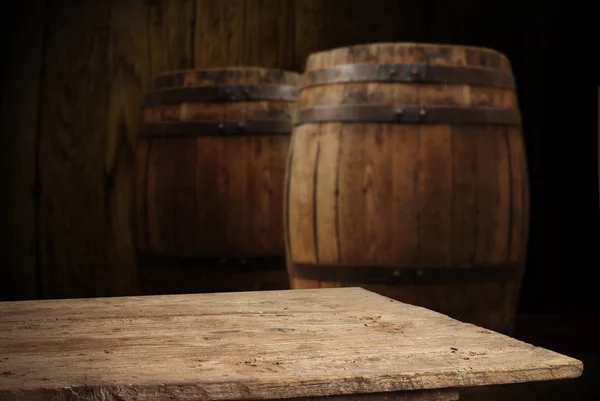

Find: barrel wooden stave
136;67;298;293
286;43;529;333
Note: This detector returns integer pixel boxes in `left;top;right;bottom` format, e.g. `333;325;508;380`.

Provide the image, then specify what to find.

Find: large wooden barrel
285;43;529;334
136;67;299;294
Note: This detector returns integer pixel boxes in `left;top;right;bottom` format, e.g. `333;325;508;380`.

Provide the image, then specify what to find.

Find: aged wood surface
0;288;582;401
286;43;528;334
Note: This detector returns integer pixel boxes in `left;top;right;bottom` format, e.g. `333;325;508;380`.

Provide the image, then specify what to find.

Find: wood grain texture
0;0;46;301
286;43;529;334
0;288;582;401
287;123;320;264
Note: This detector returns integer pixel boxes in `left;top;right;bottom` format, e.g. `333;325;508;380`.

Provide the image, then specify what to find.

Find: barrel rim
304;42;511;71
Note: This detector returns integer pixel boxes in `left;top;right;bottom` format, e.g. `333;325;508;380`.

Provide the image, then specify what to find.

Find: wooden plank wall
0;0;596;305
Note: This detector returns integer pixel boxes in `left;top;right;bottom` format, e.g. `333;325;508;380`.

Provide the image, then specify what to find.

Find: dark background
0;1;598;400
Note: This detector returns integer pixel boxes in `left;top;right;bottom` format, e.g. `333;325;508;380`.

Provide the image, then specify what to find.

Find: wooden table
0;287;583;401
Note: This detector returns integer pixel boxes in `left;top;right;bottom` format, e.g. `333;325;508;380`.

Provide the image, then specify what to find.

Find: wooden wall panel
0;0;46;301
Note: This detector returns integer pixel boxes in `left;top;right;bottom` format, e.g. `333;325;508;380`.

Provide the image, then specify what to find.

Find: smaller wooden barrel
285;43;530;334
135;67;299;294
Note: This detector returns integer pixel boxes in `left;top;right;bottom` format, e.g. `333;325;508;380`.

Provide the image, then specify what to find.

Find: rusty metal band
295;105;522;126
142;84;299;106
303;63;516;89
290;263;522;284
138;254;287;271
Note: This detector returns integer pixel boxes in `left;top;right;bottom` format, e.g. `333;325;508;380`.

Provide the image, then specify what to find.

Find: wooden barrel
285;43;529;334
136;67;299;294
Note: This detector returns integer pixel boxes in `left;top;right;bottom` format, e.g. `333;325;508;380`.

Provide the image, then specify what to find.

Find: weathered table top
0;288;582;401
